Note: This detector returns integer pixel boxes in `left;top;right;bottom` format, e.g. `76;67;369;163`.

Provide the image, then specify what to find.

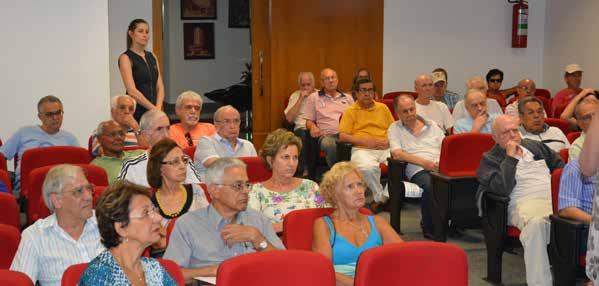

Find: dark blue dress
121;49;159;121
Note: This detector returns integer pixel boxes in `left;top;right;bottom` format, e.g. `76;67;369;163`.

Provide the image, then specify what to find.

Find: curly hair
259;128;302;170
95;180;152;248
147;138;180;189
319;162;363;206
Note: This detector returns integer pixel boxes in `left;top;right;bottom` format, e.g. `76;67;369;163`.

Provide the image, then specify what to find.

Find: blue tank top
323;215;383;277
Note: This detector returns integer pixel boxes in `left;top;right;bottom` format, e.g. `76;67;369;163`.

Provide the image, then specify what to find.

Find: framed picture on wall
184;23;215;59
228;0;250;28
181;0;217;20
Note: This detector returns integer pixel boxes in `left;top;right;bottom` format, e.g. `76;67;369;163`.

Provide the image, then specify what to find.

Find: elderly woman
249;128;325;232
312;162;403;286
80;180;177;285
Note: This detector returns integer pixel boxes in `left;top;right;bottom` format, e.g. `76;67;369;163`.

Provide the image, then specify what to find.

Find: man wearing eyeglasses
164;158;284;280
118;109;201;187
195;105;257;181
89;95;141;156
518;96;569;153
339;78;394;212
0;95;79;195
169;90;216;148
505;79;541;118
568;95;599;161
11;164;104;286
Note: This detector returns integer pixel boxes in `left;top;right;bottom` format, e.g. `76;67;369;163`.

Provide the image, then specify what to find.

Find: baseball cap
564;64;583;74
431;71;446;84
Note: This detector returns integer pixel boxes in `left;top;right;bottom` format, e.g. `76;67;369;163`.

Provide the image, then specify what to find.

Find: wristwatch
256;240;268;251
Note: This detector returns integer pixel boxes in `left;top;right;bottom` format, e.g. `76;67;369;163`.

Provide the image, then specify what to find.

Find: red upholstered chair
0;192;20;229
92;185;107;207
0;152;7;171
536;96;553;116
535;88;552;100
0;224;21;269
20;146;92;199
183;146;196;160
430;133;495;241
166;218;178;245
28;164;108;224
0;170;12;193
158;259;186;286
282;207;371;250
354;242;468;286
567;131;582;144
559;148;569;163
0;269;33;286
381;99;398;120
545;118;571;135
238;157;272;183
216;250;335;286
383;91;417;100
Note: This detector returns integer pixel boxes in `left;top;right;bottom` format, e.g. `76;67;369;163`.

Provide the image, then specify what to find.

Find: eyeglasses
322;76;337;81
59;184;94;198
162;156;190;166
130;206;159;220
185;132;194;147
214;182;252;192
153;125;170;133
489;78;503;83
579;112;596;122
117;104;135;112
215;119;241;125
41;110;64;117
358;88;376;94
183;105;201;112
103;130;126;138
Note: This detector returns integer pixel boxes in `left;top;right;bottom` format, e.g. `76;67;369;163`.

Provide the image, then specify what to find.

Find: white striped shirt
10;214;104;286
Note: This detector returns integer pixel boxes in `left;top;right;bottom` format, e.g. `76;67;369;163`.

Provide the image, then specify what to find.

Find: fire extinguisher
510;0;528;48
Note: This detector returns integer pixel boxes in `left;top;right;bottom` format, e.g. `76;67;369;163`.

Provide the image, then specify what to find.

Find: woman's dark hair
147;138;180;189
96;180;152;248
486;69;504;83
127;19;148;49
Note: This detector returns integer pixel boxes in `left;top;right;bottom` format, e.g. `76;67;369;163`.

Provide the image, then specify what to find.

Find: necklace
156;185;188;218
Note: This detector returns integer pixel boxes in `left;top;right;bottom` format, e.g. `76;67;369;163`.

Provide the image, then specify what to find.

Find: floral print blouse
248;179;326;223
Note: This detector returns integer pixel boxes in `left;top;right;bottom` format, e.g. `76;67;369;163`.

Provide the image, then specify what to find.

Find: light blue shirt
558;159;597;214
0;126;79;192
194;133;257;180
453;114;497;134
10;213;104;286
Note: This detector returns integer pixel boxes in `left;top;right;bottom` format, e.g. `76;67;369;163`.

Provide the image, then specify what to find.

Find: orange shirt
169;122;216;148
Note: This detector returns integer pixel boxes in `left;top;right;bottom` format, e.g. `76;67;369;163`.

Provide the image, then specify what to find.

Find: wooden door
251;0;383;149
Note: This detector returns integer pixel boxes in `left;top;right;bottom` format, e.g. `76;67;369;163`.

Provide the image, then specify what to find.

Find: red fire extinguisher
511;0;528;48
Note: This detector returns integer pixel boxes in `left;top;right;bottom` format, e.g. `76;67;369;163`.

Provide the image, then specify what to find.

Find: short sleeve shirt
302;90;354;135
338;102;395;147
194;134;257;180
415;100;454;131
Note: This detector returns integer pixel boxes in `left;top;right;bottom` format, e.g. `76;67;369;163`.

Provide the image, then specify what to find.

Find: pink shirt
302;90;353;136
169;122;216;148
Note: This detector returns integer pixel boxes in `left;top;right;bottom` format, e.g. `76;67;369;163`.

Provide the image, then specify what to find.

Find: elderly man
454;89;497;134
477;115;564;286
90;95;141;156
303;68;354;167
0;95;79;194
169;90;216;148
518;96;569;153
91;120;144;183
284;72;317;176
431;68;461;109
413;74;453;132
505;79;539;117
10;164;104;286
339;78;394;211
558;159;598;224
570;95;599;160
118;109;201;186
452;76;503;121
552;64;584;117
195;105;257;180
388;95;445;238
164;158;284;280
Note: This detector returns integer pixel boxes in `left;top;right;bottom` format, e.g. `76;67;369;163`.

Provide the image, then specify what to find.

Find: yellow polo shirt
339;102;395;147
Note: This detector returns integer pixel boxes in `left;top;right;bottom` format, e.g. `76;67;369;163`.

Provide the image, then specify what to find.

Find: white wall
108;0;153;96
383;0;546;96
164;0;250;102
544;0;599;95
0;1;110;156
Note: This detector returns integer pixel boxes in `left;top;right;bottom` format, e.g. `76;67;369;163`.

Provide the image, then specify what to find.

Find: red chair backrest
0;170;12;193
0;224;21;269
0;153;7;171
0;193;20;229
158;258;186;286
183;146;196;160
567;131;582;144
354;241;468;286
282;207;372;250
551;168;563;214
545;118;571;135
559;149;569;163
438;134;495;177
92;185;107;207
536;96;553;117
166;218;178;246
0;269;33;286
199;183;211;202
383;91;418;100
238;157;272;183
28;164;108;224
381;99;398;120
20;146;92;198
216;250;335;286
535;88;551;100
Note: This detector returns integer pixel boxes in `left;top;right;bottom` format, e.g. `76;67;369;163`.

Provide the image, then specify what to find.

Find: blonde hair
259;129;302;169
319;162;362;206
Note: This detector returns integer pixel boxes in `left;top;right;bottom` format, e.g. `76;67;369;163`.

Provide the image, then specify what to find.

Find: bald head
320;68;339;93
414;74;434;100
492;115;521;148
516;79;536;99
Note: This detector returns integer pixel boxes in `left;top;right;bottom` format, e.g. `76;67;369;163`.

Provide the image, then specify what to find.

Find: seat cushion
507;226;521;238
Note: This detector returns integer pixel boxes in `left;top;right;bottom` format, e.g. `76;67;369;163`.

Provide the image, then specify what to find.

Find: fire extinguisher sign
518;8;528;36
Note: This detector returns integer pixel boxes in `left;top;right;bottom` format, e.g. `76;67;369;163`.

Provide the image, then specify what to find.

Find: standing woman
119;19;165;121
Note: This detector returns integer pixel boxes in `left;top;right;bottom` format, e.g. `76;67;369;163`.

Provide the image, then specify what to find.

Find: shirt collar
206;204;245;231
318;88;346;98
519;123;549;135
39;212;98;231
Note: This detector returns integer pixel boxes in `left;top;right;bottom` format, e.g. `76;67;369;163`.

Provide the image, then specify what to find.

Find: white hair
175;90;203;110
297;72;315;86
205;158;246;185
95;120;119;137
213;105;238;123
110;95;136;111
42;164;84;212
466;76;488;92
139;109;168;131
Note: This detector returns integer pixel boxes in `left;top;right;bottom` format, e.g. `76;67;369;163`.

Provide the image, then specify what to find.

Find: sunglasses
489;78;503;83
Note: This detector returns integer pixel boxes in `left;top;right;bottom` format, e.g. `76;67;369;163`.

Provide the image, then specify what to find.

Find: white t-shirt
284;90;308;130
415;100;454;131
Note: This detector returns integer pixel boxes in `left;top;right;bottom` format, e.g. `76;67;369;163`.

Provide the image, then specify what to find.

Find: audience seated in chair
118;109;201;187
303;68;354;167
350;68;380;101
431;67;462;109
454;89;497;134
339;78;394;212
452;76;503;121
564;92;599;161
486;68;517;107
414;73;453;132
476;115;564;286
388;94;444;238
552;64;583;118
91;120;145;183
90;95;141;156
0;95;79;194
557;159;597;224
194;105;257;181
505;79;543;118
168;90;216;148
10;164;103;286
249;129;325;233
163;158;284;281
518;96;569;153
560;88;597;130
